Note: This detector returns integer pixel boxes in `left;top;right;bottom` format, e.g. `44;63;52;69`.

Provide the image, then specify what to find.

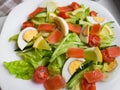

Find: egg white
17;27;37;50
62;58;85;82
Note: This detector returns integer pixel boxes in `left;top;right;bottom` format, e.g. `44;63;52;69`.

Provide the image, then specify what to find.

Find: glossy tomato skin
38;23;56;32
58;12;70;19
57;6;73;12
68;23;82;34
46;30;64;44
80;78;96;90
101;50;115;62
90;24;101;34
33;66;49;83
44;75;66;90
71;2;81;10
22;21;34;29
29;7;46;18
88;34;100;47
89;10;97;17
84;69;104;83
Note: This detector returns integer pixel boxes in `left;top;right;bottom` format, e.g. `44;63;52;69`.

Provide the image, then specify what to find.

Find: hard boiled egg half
17;27;38;50
62;58;85;82
86;16;105;24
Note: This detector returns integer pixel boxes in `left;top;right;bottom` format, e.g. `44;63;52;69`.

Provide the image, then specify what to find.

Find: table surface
0;0;120;31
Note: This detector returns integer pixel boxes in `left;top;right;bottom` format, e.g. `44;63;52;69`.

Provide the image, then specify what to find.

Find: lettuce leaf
48;54;66;75
4;49;52;80
4;60;34;80
99;34;114;48
50;33;85;62
18;49;52;68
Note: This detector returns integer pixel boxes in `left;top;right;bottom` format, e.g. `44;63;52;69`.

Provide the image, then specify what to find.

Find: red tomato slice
80;78;96;90
84;69;104;83
58;12;70;19
89;10;97;17
90;24;101;34
70;2;81;10
88;34;100;47
33;66;49;83
38;24;56;32
68;23;82;34
101;49;115;62
57;6;73;12
46;30;64;44
29;7;46;18
66;47;84;58
106;46;120;57
44;75;66;90
22;21;34;29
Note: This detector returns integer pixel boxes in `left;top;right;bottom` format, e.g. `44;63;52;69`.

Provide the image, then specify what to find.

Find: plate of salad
0;0;120;90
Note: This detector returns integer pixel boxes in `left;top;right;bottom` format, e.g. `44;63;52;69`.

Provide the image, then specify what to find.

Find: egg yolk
93;16;105;23
68;60;82;75
23;30;38;42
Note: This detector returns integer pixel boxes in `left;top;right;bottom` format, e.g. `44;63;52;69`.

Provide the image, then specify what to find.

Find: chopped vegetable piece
58;12;70;19
33;66;49;83
38;24;56;32
33;35;51;50
102;60;117;72
44;75;66;90
70;2;81;10
80;78;96;90
68;23;82;34
90;24;101;34
88;34;100;47
101;49;115;62
66;47;84;58
67;61;93;89
84;69;103;83
57;6;73;12
89;10;97;17
46;30;64;44
22;21;34;29
106;46;120;57
29;7;46;18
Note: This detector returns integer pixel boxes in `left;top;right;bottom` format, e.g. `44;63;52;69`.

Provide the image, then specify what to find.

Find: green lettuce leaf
50;33;85;62
4;60;34;80
18;49;52;68
48;54;66;75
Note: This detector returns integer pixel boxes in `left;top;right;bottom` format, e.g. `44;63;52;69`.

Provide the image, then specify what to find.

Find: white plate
0;0;120;90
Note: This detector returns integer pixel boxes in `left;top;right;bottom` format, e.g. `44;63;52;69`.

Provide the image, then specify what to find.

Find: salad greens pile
3;1;117;90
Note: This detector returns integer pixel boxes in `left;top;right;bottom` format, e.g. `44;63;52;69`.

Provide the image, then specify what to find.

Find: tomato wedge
80;78;96;90
101;49;115;62
66;47;84;58
58;12;70;19
22;21;34;29
29;7;46;18
70;2;81;10
33;66;49;83
57;6;73;12
44;75;66;90
88;34;100;47
38;24;56;32
106;46;120;57
84;69;103;83
89;10;97;17
46;30;64;44
68;23;82;34
90;24;101;34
